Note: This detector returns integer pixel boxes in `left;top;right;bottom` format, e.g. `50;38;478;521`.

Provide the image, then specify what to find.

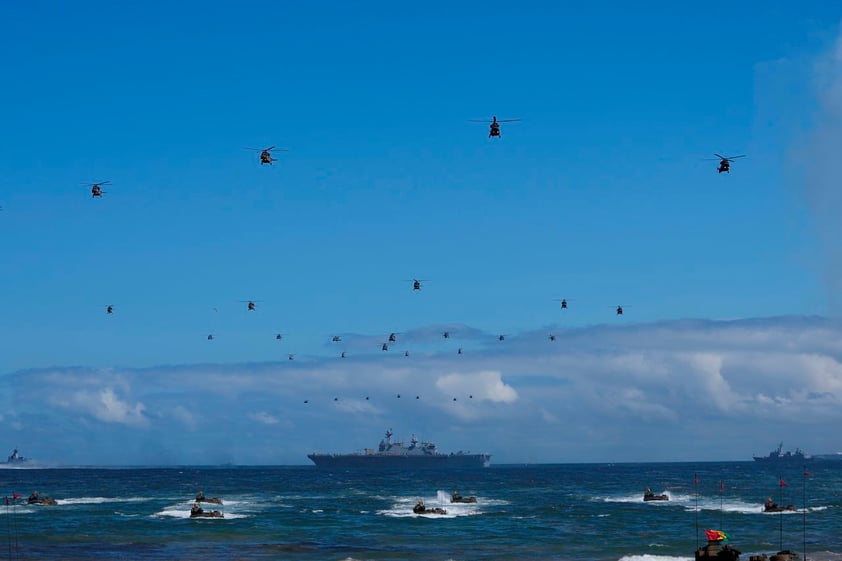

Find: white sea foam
601;491;676;503
155;509;248;520
378;494;482;518
600;492;803;515
154;502;247;519
0;506;36;515
435;489;508;506
57;496;149;505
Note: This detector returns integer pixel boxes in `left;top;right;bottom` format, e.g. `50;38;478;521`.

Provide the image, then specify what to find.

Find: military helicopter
83;181;110;198
287;353;295;361
404;350;410;357
497;334;507;341
553;298;569;310
407;279;428;291
442;331;451;339
381;343;389;351
388;332;400;343
104;305;114;315
457;347;463;355
207;334;215;341
706;153;746;173
614;305;626;316
548;334;557;342
469;115;520;138
340;351;347;358
331;335;342;342
240;300;262;311
245;146;288;165
275;333;285;341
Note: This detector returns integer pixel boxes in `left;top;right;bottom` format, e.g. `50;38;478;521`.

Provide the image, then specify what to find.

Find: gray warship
753;442;812;464
2;448;30;465
308;429;491;470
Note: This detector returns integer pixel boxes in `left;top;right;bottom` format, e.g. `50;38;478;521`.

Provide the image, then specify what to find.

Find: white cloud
436;371;518;403
58;388;148;427
250;411;279;425
171;405;198;430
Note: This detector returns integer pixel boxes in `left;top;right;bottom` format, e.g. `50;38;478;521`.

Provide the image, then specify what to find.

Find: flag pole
719;479;724;531
779;474;784;553
695;472;700;549
802;467;808;561
5;496;11;561
13;496;18;561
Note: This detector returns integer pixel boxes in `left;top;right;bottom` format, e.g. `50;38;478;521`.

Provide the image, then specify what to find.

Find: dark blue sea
1;462;840;561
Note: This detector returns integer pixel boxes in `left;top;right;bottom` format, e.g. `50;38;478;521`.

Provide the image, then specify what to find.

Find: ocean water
0;462;840;561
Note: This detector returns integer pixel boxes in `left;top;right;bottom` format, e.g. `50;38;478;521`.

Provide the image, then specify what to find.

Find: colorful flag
694;474;700;485
803;471;813;477
705;529;730;542
720;480;724;492
11;493;21;499
780;478;787;487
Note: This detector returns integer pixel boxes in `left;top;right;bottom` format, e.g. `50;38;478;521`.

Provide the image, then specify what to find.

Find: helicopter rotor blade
726;155;747;159
497;119;521;122
713;153;727;160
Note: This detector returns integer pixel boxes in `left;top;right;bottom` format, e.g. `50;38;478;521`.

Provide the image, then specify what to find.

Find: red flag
705;529;729;542
779;478;787;487
694;474;700;485
803;471;813;477
11;493;21;499
720;481;724;491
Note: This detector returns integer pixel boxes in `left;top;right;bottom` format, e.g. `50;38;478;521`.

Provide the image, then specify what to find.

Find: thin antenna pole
719;479;724;531
695;472;700;549
5;497;11;561
803;467;808;561
779;474;784;553
13;500;17;561
10;496;17;561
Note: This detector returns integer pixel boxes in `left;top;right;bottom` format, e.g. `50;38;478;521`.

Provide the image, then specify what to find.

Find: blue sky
2;1;842;465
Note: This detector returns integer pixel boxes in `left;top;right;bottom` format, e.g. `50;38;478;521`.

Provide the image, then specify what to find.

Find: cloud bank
2;316;841;465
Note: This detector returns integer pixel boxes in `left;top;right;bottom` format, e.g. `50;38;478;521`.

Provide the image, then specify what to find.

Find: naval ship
753;442;812;463
2;448;30;465
308;429;491;469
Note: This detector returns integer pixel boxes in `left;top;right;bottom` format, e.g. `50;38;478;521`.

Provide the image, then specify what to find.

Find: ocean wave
618;555;693;561
378;494;483;518
57;496;150;505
